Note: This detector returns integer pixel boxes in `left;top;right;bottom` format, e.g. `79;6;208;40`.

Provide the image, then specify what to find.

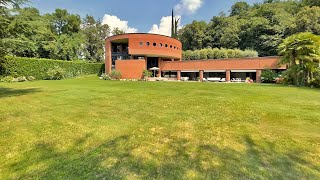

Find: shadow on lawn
0;87;40;98
7;134;319;179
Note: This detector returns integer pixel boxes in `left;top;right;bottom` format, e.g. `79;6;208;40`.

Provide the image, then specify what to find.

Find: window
165;44;168;48
153;42;157;46
174;46;176;49
160;43;163;47
139;42;143;46
170;45;172;48
146;42;150;46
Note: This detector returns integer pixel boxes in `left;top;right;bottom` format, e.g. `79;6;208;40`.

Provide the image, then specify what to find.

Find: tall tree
230;1;250;16
171;10;180;39
49;9;81;35
295;6;320;35
205;16;244;49
1;7;54;57
82;15;110;62
178;20;207;50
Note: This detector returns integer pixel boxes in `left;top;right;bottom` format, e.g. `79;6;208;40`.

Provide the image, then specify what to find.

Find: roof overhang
231;70;257;73
204;70;226;72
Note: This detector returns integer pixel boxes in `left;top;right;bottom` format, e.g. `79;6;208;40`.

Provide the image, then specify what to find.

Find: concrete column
105;41;112;74
226;70;231;82
145;56;148;70
177;70;181;81
158;57;161;77
256;70;262;83
199;70;204;82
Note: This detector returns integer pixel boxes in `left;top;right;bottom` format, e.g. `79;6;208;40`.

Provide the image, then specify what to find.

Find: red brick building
105;33;286;82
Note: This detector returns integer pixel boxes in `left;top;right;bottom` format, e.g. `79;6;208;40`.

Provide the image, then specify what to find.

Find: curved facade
105;33;182;78
105;33;285;81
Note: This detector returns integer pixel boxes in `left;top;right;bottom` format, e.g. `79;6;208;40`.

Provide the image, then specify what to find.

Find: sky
28;0;264;36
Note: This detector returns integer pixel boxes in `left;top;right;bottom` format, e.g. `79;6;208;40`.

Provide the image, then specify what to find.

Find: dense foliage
178;0;320;56
182;48;258;60
279;32;320;87
261;69;280;83
0;6;110;62
109;70;122;80
0;56;104;79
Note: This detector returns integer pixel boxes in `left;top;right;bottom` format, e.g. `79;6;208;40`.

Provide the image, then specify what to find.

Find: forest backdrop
0;0;320;62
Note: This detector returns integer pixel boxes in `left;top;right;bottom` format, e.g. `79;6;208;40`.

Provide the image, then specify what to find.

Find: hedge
0;56;105;79
182;48;258;60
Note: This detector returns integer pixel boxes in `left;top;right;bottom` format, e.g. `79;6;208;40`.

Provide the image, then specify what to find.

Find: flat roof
106;33;177;40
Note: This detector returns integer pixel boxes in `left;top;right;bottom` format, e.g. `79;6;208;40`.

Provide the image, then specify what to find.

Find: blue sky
28;0;264;35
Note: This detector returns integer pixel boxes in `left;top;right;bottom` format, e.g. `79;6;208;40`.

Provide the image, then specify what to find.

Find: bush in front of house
0;56;104;80
109;70;122;80
261;69;280;83
142;70;153;78
100;73;111;80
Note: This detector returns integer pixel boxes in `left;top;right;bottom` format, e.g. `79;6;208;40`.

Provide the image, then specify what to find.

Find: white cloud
149;0;203;36
174;0;204;15
149;16;181;36
102;14;138;34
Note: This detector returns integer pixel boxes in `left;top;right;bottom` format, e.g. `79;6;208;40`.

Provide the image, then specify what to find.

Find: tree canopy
178;0;318;56
0;4;110;62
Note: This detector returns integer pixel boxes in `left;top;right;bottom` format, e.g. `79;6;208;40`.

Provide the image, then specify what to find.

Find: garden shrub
109;70;122;79
218;48;229;59
183;50;193;60
190;50;201;60
183;48;258;60
0;56;103;80
46;66;66;80
0;76;15;82
309;76;320;88
243;49;259;58
261;69;279;83
199;49;209;59
142;70;153;78
226;49;236;58
207;48;215;59
101;74;111;80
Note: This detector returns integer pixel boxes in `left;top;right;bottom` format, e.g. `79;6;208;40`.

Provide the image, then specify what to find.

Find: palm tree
278;32;320;85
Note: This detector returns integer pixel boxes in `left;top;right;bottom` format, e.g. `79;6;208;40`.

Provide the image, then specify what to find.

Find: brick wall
115;60;146;79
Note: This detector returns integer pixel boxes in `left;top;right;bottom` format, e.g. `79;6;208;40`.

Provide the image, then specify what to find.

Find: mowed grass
0;76;319;179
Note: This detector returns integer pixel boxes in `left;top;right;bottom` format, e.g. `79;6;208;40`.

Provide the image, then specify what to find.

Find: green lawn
0;76;319;179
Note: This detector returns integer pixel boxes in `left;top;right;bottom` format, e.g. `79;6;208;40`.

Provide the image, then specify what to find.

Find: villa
105;33;286;82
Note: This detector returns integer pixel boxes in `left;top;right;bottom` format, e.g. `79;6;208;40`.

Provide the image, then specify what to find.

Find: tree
279;32;320;86
82;15;110;62
238;2;297;56
230;1;250;16
0;0;27;7
111;27;125;35
205;16;244;49
0;7;54;57
171;10;180;39
49;9;81;35
178;20;207;50
295;6;320;35
45;33;85;60
302;0;320;7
